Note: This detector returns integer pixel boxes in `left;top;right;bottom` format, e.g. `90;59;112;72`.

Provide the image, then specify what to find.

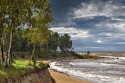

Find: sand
42;60;93;83
43;52;125;83
49;69;93;83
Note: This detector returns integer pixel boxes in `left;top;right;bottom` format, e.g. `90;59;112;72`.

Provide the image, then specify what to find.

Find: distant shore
77;51;125;57
44;52;125;83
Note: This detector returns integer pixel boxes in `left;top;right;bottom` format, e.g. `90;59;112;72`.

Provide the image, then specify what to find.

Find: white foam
50;56;125;83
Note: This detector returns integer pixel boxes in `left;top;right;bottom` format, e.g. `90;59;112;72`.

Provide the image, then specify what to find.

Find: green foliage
0;0;75;68
81;50;91;59
45;52;71;59
59;34;72;53
70;52;84;59
47;31;59;52
0;60;48;82
71;51;99;59
11;28;23;51
12;52;30;59
22;0;53;65
24;28;49;46
0;0;53;67
46;32;73;54
77;55;84;59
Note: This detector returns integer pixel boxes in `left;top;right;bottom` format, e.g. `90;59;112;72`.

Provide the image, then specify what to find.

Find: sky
50;0;125;51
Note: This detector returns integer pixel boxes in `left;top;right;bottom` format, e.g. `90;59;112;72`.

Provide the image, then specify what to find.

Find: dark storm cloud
50;0;84;26
50;0;125;51
73;16;113;29
50;0;109;26
51;0;125;27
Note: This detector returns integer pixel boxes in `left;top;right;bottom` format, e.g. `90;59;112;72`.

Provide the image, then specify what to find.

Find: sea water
49;56;125;83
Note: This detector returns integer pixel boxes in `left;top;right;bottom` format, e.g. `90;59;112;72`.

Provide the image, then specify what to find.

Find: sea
49;51;125;83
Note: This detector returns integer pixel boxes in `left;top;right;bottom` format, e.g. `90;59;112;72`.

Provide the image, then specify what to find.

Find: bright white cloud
96;40;102;43
73;2;109;18
72;0;125;20
50;27;92;40
94;39;108;44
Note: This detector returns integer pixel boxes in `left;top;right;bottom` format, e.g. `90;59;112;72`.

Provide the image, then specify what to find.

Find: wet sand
42;52;125;83
49;69;93;83
42;60;93;83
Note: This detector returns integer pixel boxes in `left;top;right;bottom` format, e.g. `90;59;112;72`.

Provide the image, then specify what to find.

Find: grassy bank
0;60;48;82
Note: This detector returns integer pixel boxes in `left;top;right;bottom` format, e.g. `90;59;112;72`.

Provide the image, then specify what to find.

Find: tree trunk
1;41;4;62
10;49;13;62
47;44;48;53
0;20;5;62
6;2;15;67
6;28;13;68
31;44;36;65
0;38;4;62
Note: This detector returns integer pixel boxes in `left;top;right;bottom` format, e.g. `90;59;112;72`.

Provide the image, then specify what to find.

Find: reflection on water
50;56;125;83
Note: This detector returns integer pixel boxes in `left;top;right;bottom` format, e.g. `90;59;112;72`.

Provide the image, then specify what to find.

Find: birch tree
0;0;8;62
0;0;52;67
24;0;53;65
5;0;33;67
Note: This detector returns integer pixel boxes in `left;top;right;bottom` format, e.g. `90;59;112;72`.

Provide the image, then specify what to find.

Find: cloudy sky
50;0;125;51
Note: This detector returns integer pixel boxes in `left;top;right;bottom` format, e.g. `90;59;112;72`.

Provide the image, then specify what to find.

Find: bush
71;51;99;59
70;51;80;56
77;55;84;58
92;56;99;59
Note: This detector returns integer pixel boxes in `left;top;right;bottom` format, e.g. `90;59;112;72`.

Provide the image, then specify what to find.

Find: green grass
0;60;48;82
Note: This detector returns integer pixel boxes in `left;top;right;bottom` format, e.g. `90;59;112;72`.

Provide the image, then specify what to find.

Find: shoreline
43;53;125;83
49;69;93;83
42;60;93;83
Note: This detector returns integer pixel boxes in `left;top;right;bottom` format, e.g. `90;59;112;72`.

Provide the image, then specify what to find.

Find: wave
49;56;125;83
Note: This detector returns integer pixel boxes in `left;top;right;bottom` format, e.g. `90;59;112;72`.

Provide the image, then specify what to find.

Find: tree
87;50;90;56
24;28;50;65
5;0;34;67
59;34;72;53
0;38;4;62
11;28;22;52
0;0;53;67
23;0;53;65
0;0;8;62
47;32;59;52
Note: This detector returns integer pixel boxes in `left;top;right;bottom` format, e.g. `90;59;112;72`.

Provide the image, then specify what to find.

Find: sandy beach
42;60;93;83
44;52;125;83
49;69;92;83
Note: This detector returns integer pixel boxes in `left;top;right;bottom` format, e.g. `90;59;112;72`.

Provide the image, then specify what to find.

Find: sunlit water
49;56;125;83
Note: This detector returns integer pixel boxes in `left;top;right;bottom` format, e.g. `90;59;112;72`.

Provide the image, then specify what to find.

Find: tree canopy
0;0;53;67
0;0;73;67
